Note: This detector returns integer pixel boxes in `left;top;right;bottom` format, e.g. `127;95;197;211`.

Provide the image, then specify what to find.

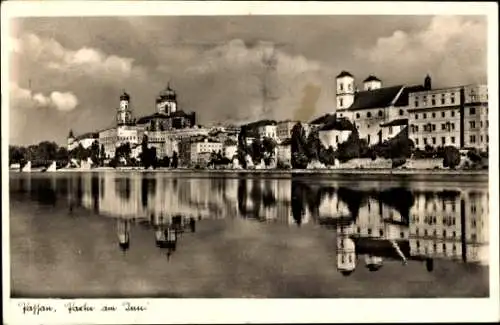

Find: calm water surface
9;171;489;298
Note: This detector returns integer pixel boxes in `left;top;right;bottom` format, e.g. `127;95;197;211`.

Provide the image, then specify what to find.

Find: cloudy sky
8;15;487;145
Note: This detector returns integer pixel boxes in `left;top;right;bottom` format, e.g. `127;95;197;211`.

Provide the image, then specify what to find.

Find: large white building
335;71;428;146
407;83;488;150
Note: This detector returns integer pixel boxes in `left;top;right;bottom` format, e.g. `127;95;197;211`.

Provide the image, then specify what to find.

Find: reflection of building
337;224;356;276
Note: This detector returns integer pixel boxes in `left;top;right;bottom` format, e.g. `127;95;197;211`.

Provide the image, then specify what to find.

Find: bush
392;158;406;169
467;149;482;163
442;146;461;169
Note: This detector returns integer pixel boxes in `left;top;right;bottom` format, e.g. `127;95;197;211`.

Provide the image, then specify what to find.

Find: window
451;111;455;117
379;229;384;236
480;121;483;128
415;101;419;107
415;114;419;119
339;98;343;107
452;231;456;238
389;126;393;134
378;110;383;117
470;135;476;143
470;121;475;129
339;83;343;91
335;135;339;143
399;109;404;116
451;97;455;104
443;230;447;237
432;137;436;145
424;229;428;236
441;137;446;145
441;111;445;118
441;98;445;105
415;138;419;145
415;126;419;132
348;84;352;91
423;113;427;119
416;240;420;247
368;228;372;235
451;136;455;144
470;107;476;115
480;135;483;142
424;138;428;145
400;232;405;239
432;99;436;105
432;112;436;118
367;112;372;118
451;123;455;130
355;113;360;119
432;124;436;131
441;124;446;130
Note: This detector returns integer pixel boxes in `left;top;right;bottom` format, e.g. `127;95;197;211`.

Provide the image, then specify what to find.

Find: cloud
13;33;136;80
355;16;487;86
10;83;79;112
170;38;332;124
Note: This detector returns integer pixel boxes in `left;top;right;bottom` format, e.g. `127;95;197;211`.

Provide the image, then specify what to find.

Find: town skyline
9;15;487;145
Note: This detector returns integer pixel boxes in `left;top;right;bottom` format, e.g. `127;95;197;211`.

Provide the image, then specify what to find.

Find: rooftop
336;70;354;78
363;75;381;83
380;118;408;127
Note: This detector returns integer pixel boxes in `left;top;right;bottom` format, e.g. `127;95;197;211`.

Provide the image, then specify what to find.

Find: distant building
276;120;297;143
276;138;292;166
67;130;99;151
317;115;354;150
258;124;277;139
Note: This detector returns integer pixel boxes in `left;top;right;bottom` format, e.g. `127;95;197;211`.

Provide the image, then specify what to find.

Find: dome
336;70;354;78
363;75;381;83
120;91;130;101
159;83;177;100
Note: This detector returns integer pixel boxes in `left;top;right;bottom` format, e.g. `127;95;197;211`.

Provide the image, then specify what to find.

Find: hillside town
9;71;489;171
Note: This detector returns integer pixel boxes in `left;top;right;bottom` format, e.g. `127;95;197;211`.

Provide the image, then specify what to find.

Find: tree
443;146;461;169
467;149;482;163
237;126;249;168
306;129;321;161
171;151;179;168
100;144;106;165
90;140;100;165
291;122;309;168
335;130;361;163
250;138;263;165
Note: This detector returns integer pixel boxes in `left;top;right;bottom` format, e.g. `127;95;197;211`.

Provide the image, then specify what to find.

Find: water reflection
9;173;489;271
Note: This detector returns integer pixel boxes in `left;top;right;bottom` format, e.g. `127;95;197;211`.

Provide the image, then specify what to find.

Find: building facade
407;84;488;150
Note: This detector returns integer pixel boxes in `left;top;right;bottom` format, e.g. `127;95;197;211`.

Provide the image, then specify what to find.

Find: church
68;84;201;160
334;70;428;146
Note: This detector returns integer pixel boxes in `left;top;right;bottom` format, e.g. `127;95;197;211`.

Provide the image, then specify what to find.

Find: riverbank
10;167;489;177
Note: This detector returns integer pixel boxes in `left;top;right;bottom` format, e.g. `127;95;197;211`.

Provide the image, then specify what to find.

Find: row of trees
237;126;278;168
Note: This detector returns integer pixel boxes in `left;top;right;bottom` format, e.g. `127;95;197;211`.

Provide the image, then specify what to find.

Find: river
9;171;489;298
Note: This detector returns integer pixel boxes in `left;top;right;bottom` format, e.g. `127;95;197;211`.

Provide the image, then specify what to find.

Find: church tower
117;91;133;126
363;75;382;91
156;83;178;115
336;71;355;110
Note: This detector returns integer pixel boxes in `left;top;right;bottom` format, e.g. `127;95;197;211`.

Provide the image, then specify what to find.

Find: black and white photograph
2;1;499;324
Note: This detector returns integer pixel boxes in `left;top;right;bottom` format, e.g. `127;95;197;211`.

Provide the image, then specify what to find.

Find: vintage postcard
2;1;499;324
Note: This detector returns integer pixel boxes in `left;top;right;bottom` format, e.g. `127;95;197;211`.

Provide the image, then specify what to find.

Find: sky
8;15;487;145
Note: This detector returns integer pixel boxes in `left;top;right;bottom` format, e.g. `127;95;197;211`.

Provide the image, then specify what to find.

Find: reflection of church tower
156;83;178;115
117;91;133;126
337;226;356;276
117;219;130;252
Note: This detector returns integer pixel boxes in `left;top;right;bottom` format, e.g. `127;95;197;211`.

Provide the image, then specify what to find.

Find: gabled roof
136;113;170;124
309;114;333;125
320;117;356;131
76;132;99;140
363;75;381;82
336;70;354;78
380;118;408;127
394;85;427;107
348;85;403;111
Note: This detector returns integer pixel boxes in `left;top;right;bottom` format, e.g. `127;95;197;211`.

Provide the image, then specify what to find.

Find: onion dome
336;70;354;78
120;91;130;101
363;75;381;82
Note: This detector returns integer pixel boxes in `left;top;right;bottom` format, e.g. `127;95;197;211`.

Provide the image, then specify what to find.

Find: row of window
469;120;489;129
414;95;456;107
353;109;405;119
414;110;457;120
414;136;456;146
468;134;489;144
